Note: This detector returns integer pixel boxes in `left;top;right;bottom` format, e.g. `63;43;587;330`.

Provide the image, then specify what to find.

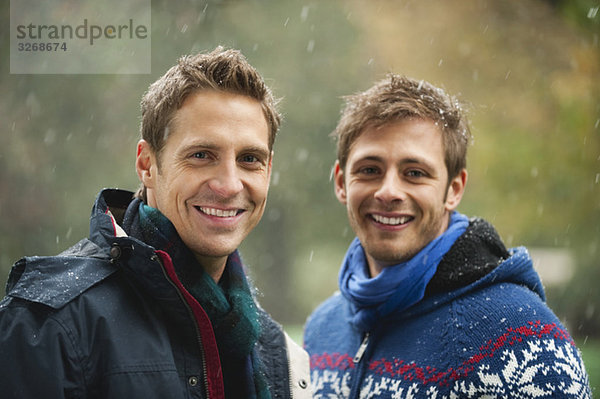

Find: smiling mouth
196;206;243;218
371;214;413;226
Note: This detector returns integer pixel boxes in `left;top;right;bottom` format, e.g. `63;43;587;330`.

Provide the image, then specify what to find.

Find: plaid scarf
127;201;270;399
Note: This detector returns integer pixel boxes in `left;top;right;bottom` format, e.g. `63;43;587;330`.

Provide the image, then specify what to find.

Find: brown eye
406;170;425;177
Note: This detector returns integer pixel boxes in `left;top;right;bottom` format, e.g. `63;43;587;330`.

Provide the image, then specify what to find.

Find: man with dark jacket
303;75;591;398
0;47;310;399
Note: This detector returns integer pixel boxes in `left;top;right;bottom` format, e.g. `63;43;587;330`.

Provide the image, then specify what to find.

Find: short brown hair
333;74;471;182
135;46;281;200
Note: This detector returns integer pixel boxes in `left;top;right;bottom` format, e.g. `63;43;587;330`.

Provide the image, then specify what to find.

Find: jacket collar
88;189;137;248
5;189;138;309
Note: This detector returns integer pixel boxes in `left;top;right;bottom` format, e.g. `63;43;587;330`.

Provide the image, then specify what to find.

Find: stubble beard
356;206;450;267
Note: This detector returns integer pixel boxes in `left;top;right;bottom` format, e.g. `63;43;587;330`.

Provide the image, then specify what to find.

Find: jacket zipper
288;355;294;398
153;253;211;399
349;332;370;399
353;332;370;364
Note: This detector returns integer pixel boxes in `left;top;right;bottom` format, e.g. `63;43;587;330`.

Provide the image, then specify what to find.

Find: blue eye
192;152;207;159
360;167;379;175
240;155;259;163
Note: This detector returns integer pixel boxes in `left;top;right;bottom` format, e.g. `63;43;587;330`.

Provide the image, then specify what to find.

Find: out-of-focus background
2;0;599;391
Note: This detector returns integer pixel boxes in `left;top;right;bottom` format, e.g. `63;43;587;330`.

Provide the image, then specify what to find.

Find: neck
194;254;227;282
365;254;386;278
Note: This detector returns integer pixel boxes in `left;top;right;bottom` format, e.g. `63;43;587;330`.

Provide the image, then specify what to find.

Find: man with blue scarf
0;47;310;399
303;75;591;398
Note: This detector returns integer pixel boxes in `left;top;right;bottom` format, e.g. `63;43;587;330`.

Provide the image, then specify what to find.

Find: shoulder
255;307;289;393
255;308;311;399
304;292;353;351
257;306;286;348
446;283;591;397
2;238;118;311
0;240;120;396
457;280;555;325
449;280;567;347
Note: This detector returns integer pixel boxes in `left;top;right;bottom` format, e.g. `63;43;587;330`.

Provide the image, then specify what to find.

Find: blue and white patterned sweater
304;220;591;398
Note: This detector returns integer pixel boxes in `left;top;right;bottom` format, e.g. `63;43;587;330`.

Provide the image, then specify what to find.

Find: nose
207;160;244;198
373;170;405;204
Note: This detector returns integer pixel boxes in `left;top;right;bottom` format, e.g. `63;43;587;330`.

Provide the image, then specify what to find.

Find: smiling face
334;118;467;277
136;90;271;279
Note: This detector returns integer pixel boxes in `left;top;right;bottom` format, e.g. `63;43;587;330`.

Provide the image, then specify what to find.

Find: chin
198;246;236;258
184;240;235;259
369;245;419;265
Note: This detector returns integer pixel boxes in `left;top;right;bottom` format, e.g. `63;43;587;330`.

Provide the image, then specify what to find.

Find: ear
444;169;468;211
135;140;158;189
333;160;347;204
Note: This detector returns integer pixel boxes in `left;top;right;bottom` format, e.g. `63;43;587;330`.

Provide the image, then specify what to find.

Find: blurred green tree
1;0;598;335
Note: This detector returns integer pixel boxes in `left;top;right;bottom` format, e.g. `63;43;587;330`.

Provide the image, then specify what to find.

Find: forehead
166;90;270;149
347;118;444;163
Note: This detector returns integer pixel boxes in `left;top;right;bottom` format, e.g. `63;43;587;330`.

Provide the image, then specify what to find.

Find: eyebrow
358;155;384;163
177;142;270;159
176;141;218;156
402;157;432;166
352;154;436;171
240;145;272;161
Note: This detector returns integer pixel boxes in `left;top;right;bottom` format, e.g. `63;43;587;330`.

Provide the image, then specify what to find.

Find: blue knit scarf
135;203;270;399
339;211;469;332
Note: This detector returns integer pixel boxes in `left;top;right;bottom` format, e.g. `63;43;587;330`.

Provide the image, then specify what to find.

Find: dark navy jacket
0;189;303;399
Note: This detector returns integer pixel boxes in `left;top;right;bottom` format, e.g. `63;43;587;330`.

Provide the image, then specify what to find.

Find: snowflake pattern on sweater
305;221;592;398
309;321;590;398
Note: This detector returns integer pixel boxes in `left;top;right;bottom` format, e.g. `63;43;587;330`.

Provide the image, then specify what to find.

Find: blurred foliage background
1;0;599;384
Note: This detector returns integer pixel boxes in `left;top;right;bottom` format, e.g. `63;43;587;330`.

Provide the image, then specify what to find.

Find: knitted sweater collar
425;217;510;295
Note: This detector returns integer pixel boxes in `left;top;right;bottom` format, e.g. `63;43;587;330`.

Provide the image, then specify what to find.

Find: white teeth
372;214;410;225
199;207;238;217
